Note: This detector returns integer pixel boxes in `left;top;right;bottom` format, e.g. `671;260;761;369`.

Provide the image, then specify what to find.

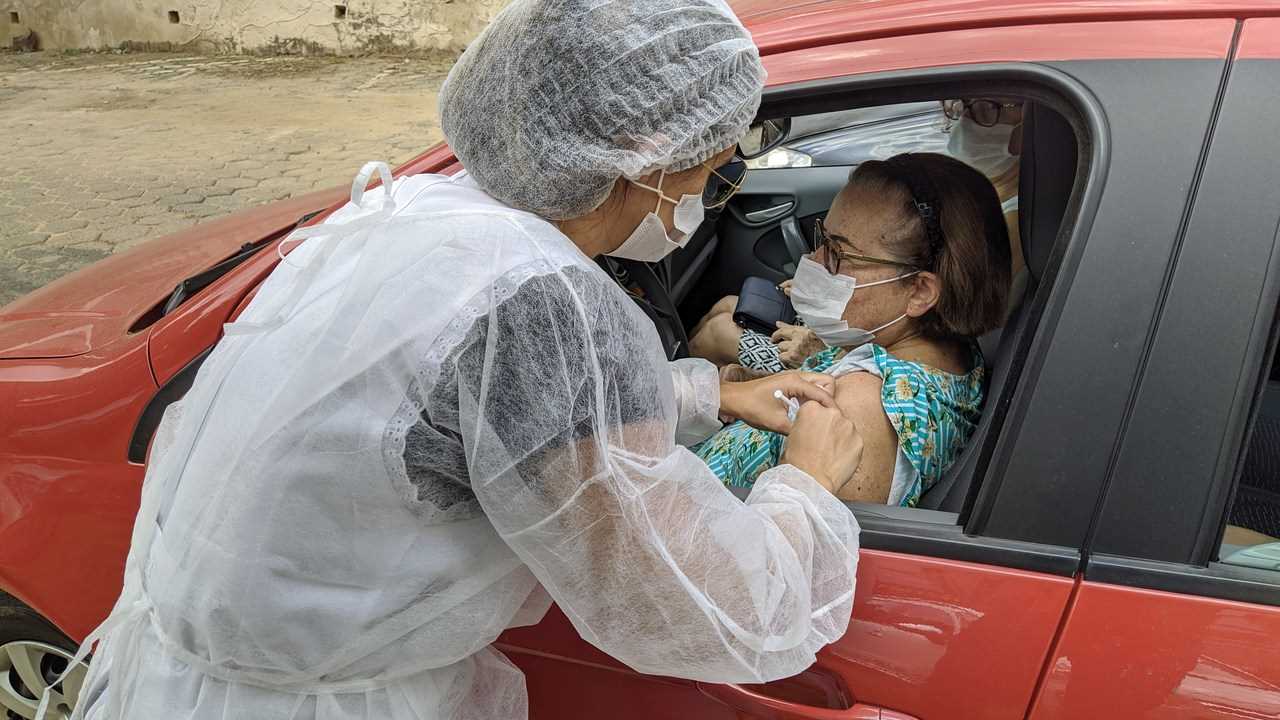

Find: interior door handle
745;201;795;223
779;216;809;275
695;682;919;720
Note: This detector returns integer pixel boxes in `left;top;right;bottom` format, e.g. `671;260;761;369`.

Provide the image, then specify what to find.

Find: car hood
0;188;346;360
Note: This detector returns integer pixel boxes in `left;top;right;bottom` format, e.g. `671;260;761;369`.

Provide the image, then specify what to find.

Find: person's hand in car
718;371;836;435
781;401;863;495
773;322;825;368
719;363;770;383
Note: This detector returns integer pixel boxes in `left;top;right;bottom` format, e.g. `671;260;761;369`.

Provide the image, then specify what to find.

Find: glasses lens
971;100;1000;127
703;160;747;209
943;99;964;121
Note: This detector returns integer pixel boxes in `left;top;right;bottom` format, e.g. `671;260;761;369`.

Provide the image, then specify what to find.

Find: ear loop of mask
630;171;678;209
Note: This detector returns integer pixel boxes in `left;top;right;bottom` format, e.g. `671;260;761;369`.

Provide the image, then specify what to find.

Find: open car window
672;76;1089;573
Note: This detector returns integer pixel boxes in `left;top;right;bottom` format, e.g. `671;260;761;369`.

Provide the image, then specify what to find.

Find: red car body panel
1027;582;1280;719
1238;16;1280;58
763;18;1236;87
0;342;154;640
735;0;1280;54
0;188;348;361
2;2;1279;718
499;551;1075;720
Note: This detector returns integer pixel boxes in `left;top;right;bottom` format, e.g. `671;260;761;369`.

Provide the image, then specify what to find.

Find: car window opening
1222;351;1280;571
623;85;1084;529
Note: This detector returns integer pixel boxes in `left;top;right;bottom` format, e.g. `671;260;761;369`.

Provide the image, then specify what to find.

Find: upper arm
831;372;898;504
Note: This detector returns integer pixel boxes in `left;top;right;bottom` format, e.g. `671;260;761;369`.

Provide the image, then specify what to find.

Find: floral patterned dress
695;343;985;507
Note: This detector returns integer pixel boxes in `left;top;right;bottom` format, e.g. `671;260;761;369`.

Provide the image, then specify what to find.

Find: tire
0;592;85;720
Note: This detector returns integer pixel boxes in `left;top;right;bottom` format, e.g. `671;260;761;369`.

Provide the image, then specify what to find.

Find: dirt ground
0;50;453;307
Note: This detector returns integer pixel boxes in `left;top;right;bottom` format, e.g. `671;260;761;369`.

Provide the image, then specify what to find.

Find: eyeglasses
813;217;920;276
702;159;747;210
943;99;1019;128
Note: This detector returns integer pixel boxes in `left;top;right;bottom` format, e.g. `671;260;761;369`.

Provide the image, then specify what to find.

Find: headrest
1018;103;1078;282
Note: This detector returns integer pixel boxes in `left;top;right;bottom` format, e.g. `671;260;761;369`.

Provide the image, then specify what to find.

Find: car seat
919;102;1078;512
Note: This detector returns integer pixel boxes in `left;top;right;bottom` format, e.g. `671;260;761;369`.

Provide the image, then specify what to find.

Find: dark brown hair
847;152;1012;339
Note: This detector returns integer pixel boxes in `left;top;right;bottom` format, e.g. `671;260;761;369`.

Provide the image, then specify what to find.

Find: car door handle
745;201;795;223
779;215;809;275
695;682;919;720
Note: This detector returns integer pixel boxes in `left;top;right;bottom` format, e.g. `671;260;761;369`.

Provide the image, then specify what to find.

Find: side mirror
737;118;791;159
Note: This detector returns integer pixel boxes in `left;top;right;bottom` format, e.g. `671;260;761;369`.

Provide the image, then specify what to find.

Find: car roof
730;0;1280;54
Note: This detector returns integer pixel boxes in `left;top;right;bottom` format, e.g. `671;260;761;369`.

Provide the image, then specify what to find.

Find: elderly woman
53;2;866;720
690;98;1023;373
697;153;1011;507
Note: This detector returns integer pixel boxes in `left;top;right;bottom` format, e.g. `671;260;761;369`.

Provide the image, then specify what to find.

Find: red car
4;2;1280;718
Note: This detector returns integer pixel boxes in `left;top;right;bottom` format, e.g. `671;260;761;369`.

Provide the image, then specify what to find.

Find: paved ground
0;51;453;307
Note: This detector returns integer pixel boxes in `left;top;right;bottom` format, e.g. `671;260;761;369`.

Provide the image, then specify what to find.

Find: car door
496;15;1236;720
1027;18;1280;719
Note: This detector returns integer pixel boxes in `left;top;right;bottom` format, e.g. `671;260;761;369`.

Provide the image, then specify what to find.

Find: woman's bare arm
830;372;899;503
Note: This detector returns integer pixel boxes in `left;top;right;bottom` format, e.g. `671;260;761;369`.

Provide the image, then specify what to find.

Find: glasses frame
702;160;747;210
943;99;1019;128
814;217;921;276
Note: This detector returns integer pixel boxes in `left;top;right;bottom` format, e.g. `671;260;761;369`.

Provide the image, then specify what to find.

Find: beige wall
2;0;506;54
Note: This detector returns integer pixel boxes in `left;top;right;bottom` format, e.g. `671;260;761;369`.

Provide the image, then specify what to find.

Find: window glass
1221;361;1280;572
745;102;949;170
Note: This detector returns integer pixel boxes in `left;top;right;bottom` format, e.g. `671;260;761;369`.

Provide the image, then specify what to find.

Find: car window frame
753;62;1109;577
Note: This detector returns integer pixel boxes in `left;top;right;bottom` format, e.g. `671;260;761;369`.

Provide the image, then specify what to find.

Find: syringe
773;389;800;424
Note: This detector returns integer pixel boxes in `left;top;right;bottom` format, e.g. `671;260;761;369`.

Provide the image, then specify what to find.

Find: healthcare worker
52;1;863;718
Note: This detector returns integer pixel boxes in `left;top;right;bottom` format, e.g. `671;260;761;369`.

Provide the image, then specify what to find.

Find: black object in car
734;276;795;335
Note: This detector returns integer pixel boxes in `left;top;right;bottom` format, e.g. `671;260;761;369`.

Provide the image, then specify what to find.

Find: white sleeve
669;358;724;446
454;267;860;684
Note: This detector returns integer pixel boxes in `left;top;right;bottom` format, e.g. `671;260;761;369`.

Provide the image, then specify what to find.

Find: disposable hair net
439;0;766;220
62;171;858;720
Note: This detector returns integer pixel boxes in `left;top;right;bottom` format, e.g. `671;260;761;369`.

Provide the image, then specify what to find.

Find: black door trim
128;346;213;463
1088;553;1280;607
855;507;1081;576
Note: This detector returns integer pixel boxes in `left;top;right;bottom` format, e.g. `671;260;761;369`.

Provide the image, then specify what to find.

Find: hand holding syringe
774;389;801;424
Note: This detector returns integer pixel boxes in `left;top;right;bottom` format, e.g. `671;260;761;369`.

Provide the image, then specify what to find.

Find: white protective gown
67;168;860;720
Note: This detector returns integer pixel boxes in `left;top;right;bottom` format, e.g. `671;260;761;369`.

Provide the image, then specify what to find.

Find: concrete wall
1;0;506;54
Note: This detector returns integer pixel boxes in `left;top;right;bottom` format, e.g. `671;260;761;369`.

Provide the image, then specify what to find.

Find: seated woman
689;97;1023;374
697;152;1011;506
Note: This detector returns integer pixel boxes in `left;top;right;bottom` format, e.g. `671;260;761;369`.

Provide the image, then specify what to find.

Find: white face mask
606;171;705;263
789;256;917;348
948;116;1016;178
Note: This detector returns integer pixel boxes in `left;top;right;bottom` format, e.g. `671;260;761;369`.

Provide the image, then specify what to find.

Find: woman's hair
848;152;1012;339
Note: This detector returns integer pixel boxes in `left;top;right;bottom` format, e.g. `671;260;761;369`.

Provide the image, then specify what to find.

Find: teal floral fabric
694;344;985;507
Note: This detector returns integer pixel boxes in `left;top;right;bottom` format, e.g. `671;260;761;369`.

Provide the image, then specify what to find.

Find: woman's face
817;184;930;341
613;145;737;241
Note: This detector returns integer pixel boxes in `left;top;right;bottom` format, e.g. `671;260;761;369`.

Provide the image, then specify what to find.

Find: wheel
0;592;86;720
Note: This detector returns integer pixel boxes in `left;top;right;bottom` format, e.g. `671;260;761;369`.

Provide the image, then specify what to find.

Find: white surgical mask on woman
607;170;705;262
789;256;917;347
948;117;1016;178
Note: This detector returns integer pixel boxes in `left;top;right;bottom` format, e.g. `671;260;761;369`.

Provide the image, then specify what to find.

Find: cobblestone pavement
0;51;453;307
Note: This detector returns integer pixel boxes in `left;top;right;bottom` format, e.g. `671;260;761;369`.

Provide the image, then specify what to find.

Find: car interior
1221;355;1280;568
598;88;1082;521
